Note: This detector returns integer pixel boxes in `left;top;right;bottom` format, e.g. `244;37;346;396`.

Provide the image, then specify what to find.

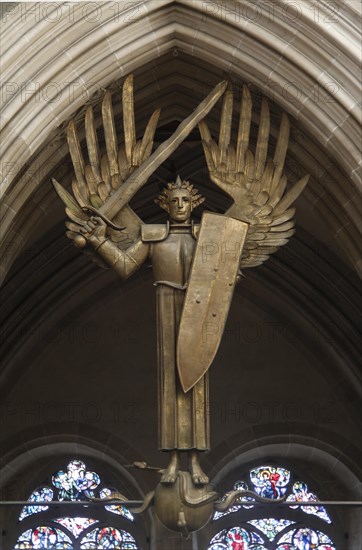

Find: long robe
150;225;210;451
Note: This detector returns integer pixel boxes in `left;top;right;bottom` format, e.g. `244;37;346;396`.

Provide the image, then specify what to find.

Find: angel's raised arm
54;75;158;257
53;75;228;272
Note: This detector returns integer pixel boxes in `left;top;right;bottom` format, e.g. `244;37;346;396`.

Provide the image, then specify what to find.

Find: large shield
177;212;248;392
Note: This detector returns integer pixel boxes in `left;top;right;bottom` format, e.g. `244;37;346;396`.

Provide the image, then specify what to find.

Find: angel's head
155;176;205;224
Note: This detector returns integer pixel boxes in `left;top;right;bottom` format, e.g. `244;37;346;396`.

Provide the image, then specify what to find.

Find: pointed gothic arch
1;2;360;549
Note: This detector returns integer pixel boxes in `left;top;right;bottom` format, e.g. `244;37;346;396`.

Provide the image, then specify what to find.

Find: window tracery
14;460;139;550
208;464;336;550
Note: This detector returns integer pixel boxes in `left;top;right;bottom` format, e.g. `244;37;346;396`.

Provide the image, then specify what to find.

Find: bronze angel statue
53;76;308;488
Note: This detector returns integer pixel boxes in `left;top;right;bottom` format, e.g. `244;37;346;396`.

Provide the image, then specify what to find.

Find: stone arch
0;3;360;549
197;430;361;549
1;1;361;281
1;428;153;549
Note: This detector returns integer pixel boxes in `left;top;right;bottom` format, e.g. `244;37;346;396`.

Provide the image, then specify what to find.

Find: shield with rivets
177;212;248;392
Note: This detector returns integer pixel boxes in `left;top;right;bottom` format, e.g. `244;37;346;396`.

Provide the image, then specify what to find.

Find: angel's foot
160;451;180;485
188;450;209;486
191;468;209;486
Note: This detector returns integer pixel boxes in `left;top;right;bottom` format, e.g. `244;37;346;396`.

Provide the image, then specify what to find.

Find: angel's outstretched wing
54;76;228;263
199;85;309;268
54;75;159;255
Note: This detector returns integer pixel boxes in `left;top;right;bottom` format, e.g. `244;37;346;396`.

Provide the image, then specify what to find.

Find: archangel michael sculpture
53;75;308;526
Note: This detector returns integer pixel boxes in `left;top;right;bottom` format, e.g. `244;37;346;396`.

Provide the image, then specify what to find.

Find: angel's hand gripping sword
53;77;228;248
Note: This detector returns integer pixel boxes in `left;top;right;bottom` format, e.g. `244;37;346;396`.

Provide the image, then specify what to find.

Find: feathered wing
54;74;160;257
199;85;309;268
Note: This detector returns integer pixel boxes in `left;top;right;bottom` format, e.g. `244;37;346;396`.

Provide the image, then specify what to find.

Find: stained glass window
210;526;336;550
247;518;295;540
208;464;336;550
100;488;134;521
19;460;134;521
214;464;331;523
209;527;267;549
19;489;54;521
14;459;139;550
80;527;138;549
53;518;98;538
52;460;101;501
287;482;331;523
14;526;73;548
214;481;255;520
250;466;290;500
278;527;336;549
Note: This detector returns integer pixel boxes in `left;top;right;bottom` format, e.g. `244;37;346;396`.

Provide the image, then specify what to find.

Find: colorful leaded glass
14;526;73;548
209;526;266;549
287;481;331;523
209;464;337;550
19;460;133;523
100;488;134;521
318;531;336;547
233;481;255;509
247;519;295;541
293;528;319;549
80;526;138;549
14;460;139;550
214;480;255;519
278;528;336;550
15;529;33;550
19;488;54;521
250;466;290;499
52;460;100;501
213;464;335;528
53;517;98;537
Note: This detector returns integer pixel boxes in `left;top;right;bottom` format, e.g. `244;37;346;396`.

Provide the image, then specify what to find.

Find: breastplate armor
150;227;196;287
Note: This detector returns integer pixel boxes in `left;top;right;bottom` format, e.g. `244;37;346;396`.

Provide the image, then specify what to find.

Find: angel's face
168;189;192;223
